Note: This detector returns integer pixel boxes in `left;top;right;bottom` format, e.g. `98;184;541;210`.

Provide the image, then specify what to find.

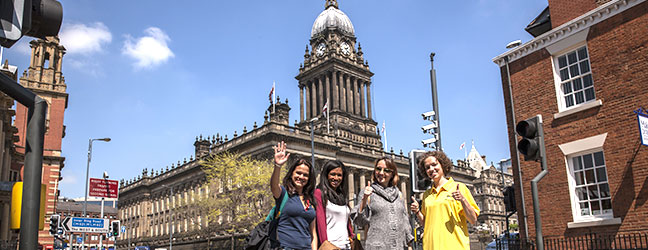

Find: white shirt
326;202;351;248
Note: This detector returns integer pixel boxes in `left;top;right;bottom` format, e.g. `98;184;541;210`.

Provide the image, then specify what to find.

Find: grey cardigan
351;183;414;250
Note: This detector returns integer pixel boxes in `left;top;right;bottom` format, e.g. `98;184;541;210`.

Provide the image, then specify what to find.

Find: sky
1;0;549;199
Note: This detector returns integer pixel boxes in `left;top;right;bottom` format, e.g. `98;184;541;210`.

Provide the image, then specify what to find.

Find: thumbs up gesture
363;181;373;199
410;196;420;214
452;184;465;202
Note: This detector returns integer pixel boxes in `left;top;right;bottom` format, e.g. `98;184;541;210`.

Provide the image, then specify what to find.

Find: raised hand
452;184;465;202
363;181;373;199
273;141;290;166
410;196;420;214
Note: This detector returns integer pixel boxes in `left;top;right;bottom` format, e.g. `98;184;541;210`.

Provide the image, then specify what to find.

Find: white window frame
559;133;621;228
547;28;603;119
552;43;597;110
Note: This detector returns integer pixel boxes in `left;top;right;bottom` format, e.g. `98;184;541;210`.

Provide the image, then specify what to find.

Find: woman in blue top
270;141;318;250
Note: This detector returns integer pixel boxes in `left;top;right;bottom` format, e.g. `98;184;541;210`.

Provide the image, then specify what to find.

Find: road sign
62;217;110;233
89;178;119;198
121;225;126;233
76;236;82;244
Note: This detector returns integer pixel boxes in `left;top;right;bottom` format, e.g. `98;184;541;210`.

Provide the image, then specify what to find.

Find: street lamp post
83;137;111;250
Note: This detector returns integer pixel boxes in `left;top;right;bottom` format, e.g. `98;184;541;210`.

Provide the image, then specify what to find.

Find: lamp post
83;137;111;250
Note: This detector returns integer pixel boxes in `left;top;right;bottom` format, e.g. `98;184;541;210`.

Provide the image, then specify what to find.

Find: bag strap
265;188;289;221
275;189;289;219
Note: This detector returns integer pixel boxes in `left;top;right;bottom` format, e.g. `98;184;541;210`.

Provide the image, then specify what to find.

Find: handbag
245;190;289;250
318;240;340;250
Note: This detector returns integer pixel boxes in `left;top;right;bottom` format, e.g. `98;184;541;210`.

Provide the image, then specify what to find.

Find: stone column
366;82;373;119
354;79;361;116
340;74;347;112
311;81;317;118
346;75;353;113
360;81;366;117
333;71;339;110
300;85;304;122
305;84;311;119
348;170;355;208
318;77;324;115
325;73;331;107
359;172;367;203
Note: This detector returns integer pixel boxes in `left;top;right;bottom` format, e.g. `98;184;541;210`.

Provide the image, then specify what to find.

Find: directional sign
62;217;109;233
89;178;119;198
76;236;82;244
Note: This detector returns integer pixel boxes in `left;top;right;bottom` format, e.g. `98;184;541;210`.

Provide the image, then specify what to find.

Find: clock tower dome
296;0;382;151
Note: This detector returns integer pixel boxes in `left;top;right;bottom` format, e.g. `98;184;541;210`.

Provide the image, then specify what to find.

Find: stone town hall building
117;1;514;249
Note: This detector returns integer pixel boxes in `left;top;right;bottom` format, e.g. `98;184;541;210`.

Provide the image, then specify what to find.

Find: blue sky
2;0;548;199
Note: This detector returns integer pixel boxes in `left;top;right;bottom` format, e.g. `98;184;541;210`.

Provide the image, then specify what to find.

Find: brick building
493;0;648;246
13;36;68;248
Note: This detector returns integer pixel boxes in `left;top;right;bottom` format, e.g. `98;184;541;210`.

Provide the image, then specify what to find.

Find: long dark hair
282;157;316;205
317;160;348;207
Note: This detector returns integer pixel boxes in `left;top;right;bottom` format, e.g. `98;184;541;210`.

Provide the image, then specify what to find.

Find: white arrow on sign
63;217;109;233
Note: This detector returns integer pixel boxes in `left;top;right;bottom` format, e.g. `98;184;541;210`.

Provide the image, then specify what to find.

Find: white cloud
122;27;174;69
59;22;112;55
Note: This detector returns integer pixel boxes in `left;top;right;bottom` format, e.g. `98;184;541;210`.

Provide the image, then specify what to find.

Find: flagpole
272;81;276;114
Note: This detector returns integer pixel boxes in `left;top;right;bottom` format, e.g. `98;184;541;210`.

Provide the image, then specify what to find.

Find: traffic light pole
530;115;548;250
0;71;47;250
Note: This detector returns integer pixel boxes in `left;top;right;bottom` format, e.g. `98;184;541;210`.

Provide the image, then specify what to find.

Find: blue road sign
63;217;110;233
121;225;126;233
77;236;83;244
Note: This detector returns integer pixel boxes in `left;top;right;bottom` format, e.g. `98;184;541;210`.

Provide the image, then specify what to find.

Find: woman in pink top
314;160;354;250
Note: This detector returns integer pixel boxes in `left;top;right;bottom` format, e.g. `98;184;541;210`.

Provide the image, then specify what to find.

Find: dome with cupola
311;0;355;38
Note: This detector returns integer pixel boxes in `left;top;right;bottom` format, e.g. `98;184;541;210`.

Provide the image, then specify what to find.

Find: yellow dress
421;178;480;250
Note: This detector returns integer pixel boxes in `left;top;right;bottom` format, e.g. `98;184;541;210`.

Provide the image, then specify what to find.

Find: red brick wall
549;0;599;28
502;1;648;240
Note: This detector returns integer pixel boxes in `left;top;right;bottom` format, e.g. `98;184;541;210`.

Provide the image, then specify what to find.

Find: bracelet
274;163;282;167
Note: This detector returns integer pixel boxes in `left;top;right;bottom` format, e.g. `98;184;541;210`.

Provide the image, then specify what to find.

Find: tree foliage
199;151;282;233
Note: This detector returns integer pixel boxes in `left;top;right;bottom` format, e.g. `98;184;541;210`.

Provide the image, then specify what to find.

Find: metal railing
496;232;648;250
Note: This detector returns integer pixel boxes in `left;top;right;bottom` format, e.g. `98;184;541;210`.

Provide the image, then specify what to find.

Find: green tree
199;151;285;233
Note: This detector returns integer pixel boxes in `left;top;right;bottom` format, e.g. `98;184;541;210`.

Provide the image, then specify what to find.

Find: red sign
89;178;119;198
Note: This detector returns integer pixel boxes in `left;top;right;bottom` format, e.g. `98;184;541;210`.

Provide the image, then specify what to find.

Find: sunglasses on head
375;167;393;174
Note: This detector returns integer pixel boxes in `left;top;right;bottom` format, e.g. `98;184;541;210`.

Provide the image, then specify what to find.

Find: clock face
340;42;351;55
316;43;326;56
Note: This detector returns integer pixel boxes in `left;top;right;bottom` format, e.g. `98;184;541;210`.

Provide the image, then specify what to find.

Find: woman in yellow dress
410;151;480;250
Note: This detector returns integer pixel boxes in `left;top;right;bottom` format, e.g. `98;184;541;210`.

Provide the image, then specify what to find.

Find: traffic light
421;111;439;149
409;150;431;193
515;115;545;161
48;214;59;235
111;220;120;237
0;0;63;48
503;186;516;212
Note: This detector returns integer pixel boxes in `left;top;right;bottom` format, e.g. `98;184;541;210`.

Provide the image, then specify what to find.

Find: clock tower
296;0;382;151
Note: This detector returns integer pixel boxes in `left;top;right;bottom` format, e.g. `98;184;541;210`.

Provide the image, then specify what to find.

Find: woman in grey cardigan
351;157;414;250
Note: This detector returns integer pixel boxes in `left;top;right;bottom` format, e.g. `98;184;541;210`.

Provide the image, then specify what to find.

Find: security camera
421;123;437;134
421;137;437;146
506;40;522;49
103;171;109;179
421;111;435;120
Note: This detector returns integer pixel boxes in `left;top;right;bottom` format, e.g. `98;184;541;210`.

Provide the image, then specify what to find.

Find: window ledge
554;100;602;119
567;217;621;228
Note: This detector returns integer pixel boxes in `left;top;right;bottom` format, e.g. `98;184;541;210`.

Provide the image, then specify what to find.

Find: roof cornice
493;0;645;67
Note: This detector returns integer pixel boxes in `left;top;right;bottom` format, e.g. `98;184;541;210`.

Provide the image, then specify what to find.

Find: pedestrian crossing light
515;115;545;162
48;214;59;235
111;220;120;237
